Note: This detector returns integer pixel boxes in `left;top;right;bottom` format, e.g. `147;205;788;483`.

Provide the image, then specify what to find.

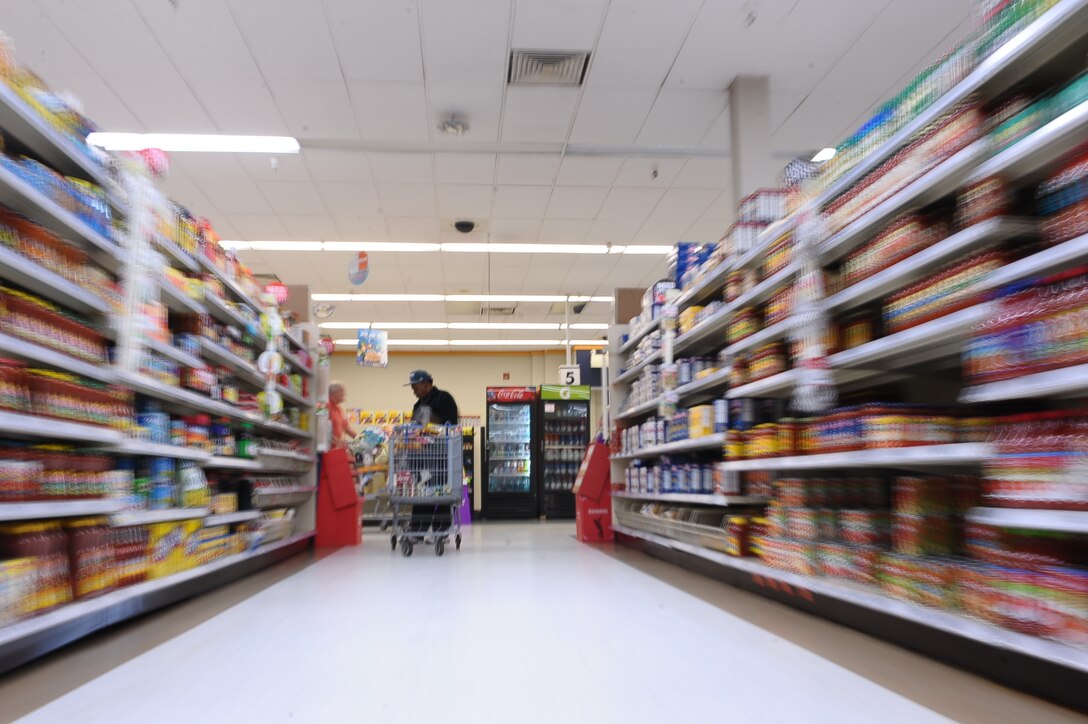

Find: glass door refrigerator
482;387;538;518
539;385;591;518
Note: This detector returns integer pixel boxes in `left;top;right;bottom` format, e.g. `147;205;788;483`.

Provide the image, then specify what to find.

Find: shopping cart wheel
401;539;413;557
435;539;445;557
455;534;462;550
390;535;397;551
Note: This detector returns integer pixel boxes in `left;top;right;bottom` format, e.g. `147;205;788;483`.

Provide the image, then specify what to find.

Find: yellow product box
211;493;238;514
678;306;704;334
688;405;715;438
149;520;202;579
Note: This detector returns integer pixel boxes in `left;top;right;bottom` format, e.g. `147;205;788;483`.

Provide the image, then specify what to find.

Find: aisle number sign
558;365;581;386
540;385;591;401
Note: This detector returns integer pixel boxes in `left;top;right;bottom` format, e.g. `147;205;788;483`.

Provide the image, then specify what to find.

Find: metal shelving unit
0;245;113;315
0;332;116;384
203;456;263;471
960;363;1088;403
111;508;211;526
114;440;212;461
613;433;726;460
719;443;992;472
612;491;768;506
0;409;124;445
0;500;127;522
966;507;1088;533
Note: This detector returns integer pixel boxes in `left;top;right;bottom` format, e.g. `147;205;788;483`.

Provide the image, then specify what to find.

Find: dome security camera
454;220;476;233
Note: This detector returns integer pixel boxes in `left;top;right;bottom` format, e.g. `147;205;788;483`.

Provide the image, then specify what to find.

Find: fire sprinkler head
437;116;469;136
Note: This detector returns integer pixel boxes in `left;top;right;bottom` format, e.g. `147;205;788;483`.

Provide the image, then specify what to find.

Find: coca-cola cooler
482;387;539;519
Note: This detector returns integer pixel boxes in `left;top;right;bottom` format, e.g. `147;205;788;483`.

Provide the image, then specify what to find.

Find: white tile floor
4;523;1083;723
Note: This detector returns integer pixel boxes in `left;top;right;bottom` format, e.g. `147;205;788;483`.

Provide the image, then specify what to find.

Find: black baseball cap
405;369;433;385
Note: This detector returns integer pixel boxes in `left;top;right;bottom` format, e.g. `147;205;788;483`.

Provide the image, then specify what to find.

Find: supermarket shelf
823;217;1037;314
821;141;987;263
615;397;660;421
199;338;264;387
254;484;316;496
0;161;121;268
0;531;314;675
152;234;200;274
111;508;210;526
0;245;112;315
0;332;115;384
116;371;221;413
0;82;121;204
720;443;993;471
114;440;212;461
276;385;309;408
969;98;1088;184
256;447;313;463
142;335;204;370
283;329;308;352
196;254;263;313
981;231;1088;290
614;523;1088;696
613;433;726;461
675;263;732;310
280;347;314;377
203;456;262;471
613;349;663;385
674;368;732;400
0;499;126;522
158;281;205;316
612;491;769;506
814;0;1088;210
722;317;793;359
960;363;1088;403
204;292;252;329
0;408;123;445
727;369;800;399
619;318;662;354
248;416;313;440
673;305;731;354
203;510;263;526
967;507;1088;533
733;218;795;272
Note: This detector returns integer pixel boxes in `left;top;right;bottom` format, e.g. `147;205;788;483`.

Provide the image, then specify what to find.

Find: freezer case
539;385;591;518
482;387;538;518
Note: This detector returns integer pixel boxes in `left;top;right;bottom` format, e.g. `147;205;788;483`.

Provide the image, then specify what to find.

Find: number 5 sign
558;365;580;386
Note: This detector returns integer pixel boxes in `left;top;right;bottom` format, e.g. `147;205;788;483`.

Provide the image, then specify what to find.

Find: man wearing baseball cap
406;370;460;534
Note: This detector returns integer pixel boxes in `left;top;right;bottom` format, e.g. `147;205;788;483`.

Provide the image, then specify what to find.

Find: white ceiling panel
160;170;223;220
386;216;440;240
568;89;657;145
774;92;878;154
198;178;273;215
368;153;435;184
278;214;342;241
304;150;373;184
585;218;642;244
489;218;543;242
171;154;249;181
699;190;738;222
636;91;728;148
492;186;552;218
107;71;216;133
555;156;624;186
538;218;593;243
51;72;145;132
684;219;729;245
434;153;497;185
378;184;438;216
672;158;728;188
317;183;382;216
229;0;342;81
649;188;720;221
188;76;288;135
420;0;512;85
258;180;328;216
227;214;290;239
349;84;431;142
0;3;86;89
496;155;562;186
586;0;702;89
511;0;607;49
501;87;580;143
633;219;692;245
614;157;686;187
427;85;504;142
546;186;609;219
332;213;389;240
699;107;732;150
40;1;175;77
325;0;425;83
599;185;669;221
268;79;360;140
436;185;494;218
135;0;260;78
239;153;312;183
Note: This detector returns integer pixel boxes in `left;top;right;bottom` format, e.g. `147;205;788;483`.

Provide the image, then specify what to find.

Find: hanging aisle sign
558;364;581;386
349;251;369;285
357;328;388;368
540;385;591;401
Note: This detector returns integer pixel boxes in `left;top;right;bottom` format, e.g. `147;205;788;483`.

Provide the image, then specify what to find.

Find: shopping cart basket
388;424;463;557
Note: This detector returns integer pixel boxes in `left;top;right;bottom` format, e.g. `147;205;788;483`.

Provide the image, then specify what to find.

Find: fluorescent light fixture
449;339;563;346
222;239;671;256
372;322;448;330
812;147;836;163
387;339;450;346
565;323;610;330
312;293;614;304
568;296;613;303
319;322;372;329
322;241;441;252
441;243;610;254
86;133;300;154
311;294;446;302
622;245;673;255
224;240;322;252
321;321;609;331
331;337;604;347
449;322;561;330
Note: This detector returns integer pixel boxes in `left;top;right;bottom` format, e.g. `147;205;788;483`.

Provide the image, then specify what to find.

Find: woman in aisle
328;381;358;449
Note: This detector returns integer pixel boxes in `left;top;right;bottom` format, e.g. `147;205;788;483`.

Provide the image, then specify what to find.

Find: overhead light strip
319;322;609;330
332;338;607;347
311;293;613;303
86;133;300;154
220;240;672;256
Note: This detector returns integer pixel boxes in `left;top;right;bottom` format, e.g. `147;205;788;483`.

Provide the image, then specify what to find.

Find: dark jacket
412;386;459;425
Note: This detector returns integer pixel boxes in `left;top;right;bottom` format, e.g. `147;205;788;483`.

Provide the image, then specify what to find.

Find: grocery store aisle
2;524;1080;723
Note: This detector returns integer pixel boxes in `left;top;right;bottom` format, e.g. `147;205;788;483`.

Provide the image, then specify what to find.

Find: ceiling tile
633;219;692;244
427;85;504;142
684;219;729;245
649;188;720;221
585;0;703;88
538;219;593;243
0;4;87;89
50;72;145;131
229;0;342;80
304;150;373;183
635;91;727;147
555;156;624;186
188;76;288;135
672;158;728;189
546;186;608;219
268;79;360;140
136;0;261;78
40;1;176;77
386;217;440;240
585;218;641;244
325;0;424;83
420;0;512;84
568;89;657;145
318;182;382;216
489;218;543;242
107;72;216;132
434;153;496;184
368;153;435;184
699;190;737;222
492;186;551;218
436;185;494;218
197;178;273;214
699;107;732;151
278;214;342;241
349;83;431;142
597;187;665;223
239;154;312;183
496;154;562;185
501;88;580;143
257;180;328;215
378;184;438;216
171;154;249;181
511;0;607;48
333;213;389;240
227;214;290;239
615;157;686;187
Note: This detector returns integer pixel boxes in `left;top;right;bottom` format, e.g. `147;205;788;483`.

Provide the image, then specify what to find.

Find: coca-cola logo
488;387;536;402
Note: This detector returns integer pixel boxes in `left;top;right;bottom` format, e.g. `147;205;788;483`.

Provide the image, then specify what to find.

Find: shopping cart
388;424;463;557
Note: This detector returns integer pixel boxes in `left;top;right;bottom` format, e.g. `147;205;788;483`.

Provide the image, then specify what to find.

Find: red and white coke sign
487;387;537;402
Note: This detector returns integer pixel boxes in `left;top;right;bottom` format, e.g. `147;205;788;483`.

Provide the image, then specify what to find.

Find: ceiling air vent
508;50;590;86
486;305;517;316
